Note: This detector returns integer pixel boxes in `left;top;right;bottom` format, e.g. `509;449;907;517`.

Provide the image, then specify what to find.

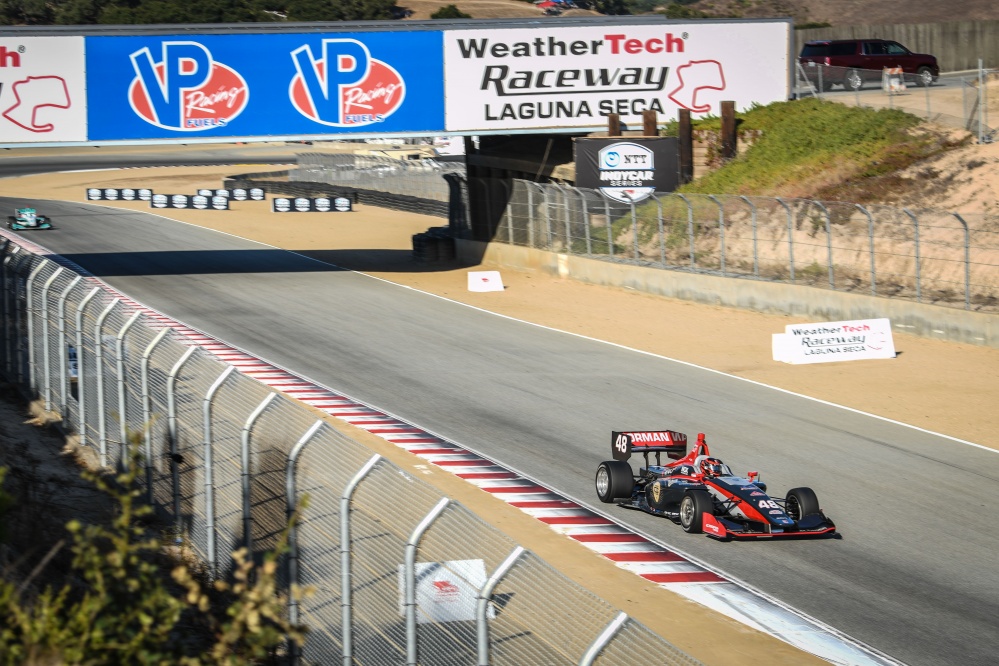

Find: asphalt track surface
4;184;999;666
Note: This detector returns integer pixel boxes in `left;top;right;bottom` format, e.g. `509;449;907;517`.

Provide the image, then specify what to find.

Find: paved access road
5;194;999;666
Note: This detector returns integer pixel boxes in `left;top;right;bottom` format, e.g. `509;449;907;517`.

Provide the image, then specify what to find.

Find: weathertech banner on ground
443;21;790;131
574;137;679;203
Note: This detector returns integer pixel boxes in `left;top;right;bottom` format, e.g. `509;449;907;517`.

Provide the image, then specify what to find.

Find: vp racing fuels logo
289;39;405;127
128;41;248;131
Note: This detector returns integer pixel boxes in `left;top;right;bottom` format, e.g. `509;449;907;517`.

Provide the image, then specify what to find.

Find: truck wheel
786;487;820;520
916;66;934;87
679;489;713;533
595;461;634;503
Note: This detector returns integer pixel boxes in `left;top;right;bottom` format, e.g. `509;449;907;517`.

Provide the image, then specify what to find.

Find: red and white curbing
4;229;901;666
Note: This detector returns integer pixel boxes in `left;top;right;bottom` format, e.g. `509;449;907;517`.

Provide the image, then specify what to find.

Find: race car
8;208;52;231
595;430;837;540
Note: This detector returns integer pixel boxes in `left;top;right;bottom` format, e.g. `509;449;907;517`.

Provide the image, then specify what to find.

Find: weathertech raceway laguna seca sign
443;21;790;131
0;19;790;145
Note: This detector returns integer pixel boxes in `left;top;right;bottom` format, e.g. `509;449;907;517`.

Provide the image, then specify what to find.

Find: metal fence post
115;312;142;468
575;187;592;257
477;546;525;666
241;392;277;555
341;454;382;666
167;346;196;532
141;327;170;504
203;364;235;575
2;246;20;374
94;298;121;467
579;612;629;666
707;195;725;275
74;288;100;448
525;182;535;249
812;201;833;288
903;208;921;302
56;276;81;418
25;262;45;390
953;213;971;310
775;198;794;282
652;194;665;268
675;194;694;268
739;195;759;277
855;205;876;295
39;268;64;411
560;183;572;254
285;419;324;664
406;498;450;666
979;59;985;144
543;185;553;251
630;199;638;260
604;197;613;258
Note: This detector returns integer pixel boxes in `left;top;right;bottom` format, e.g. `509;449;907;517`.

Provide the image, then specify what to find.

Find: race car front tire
679;489;713;533
595;461;633;503
785;487;820;520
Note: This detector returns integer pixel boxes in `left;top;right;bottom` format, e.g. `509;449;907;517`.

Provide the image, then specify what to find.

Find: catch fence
795;61;998;143
454;179;999;313
0;235;700;666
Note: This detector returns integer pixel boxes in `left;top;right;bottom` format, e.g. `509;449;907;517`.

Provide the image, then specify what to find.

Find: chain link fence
795;61;998;143
0;236;701;666
453;178;999;313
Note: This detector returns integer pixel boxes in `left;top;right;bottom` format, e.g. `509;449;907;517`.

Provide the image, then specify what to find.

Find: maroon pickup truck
799;39;939;91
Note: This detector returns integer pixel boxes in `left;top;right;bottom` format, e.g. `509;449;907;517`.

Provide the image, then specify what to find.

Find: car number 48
758;499;780;510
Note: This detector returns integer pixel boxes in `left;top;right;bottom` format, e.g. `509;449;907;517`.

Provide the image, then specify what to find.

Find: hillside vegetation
674;98;967;203
6;0;999;24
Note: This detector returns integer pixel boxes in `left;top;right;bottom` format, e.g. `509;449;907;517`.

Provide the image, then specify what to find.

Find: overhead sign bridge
0;18;791;147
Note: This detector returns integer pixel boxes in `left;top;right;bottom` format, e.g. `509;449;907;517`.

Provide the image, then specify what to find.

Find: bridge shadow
52;248;479;278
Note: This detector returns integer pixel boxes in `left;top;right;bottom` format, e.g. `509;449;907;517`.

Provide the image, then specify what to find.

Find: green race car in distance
8;207;52;230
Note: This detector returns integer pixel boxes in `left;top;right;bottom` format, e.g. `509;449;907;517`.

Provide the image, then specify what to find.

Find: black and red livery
595;430;837;540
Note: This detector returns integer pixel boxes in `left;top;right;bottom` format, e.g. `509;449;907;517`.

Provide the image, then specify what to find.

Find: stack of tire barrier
412;226;456;263
225;175;448;218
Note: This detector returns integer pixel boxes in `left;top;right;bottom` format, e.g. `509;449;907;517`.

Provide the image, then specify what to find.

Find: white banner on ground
773;318;896;364
398;559;492;624
468;270;505;292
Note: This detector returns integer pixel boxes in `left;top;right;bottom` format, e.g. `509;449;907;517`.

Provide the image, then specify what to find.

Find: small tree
430;4;470;18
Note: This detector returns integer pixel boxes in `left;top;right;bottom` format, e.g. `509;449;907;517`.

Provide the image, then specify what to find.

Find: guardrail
0;234;700;666
451;178;999;314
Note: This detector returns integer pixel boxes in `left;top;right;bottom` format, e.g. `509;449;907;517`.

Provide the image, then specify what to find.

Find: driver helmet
701;457;726;477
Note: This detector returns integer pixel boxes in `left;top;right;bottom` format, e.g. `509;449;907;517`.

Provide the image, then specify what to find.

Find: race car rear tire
679;489;713;533
595;461;633;503
786;487;820;520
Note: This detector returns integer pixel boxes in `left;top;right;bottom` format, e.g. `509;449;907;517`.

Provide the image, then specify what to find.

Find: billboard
85;31;445;140
0;37;87;142
443;21;790;131
574;138;679;203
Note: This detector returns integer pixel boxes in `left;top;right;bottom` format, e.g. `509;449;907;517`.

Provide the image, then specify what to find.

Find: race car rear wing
612;431;688;462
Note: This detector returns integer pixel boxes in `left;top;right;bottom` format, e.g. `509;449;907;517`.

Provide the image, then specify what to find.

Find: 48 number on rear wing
612;431;688;462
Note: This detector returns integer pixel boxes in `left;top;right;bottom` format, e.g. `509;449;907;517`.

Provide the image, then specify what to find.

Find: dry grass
398;0;598;19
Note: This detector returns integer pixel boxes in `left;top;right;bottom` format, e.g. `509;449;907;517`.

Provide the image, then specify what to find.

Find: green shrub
0;447;308;665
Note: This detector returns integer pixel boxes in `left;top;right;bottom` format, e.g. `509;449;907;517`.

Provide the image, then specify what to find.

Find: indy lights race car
8;208;52;231
595;430;837;540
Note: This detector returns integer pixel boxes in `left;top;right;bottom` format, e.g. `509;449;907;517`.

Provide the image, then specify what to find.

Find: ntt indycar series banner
84;32;445;140
443;21;790;131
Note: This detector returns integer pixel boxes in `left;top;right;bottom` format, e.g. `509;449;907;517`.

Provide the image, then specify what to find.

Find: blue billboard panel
85;32;444;140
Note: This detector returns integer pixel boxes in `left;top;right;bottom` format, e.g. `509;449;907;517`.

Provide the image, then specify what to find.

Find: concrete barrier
458;239;999;349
